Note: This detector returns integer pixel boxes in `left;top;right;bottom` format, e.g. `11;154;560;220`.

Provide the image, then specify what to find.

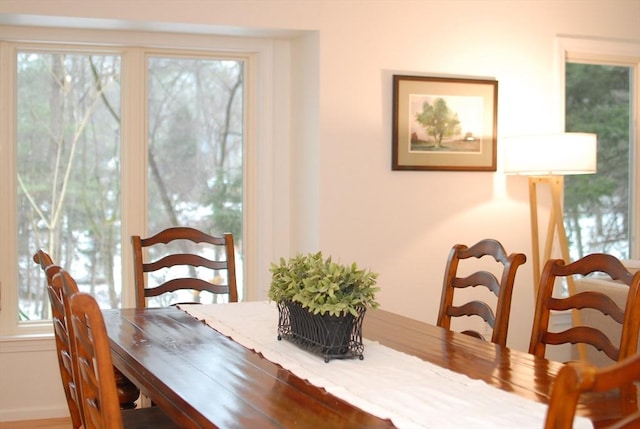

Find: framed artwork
392;75;498;171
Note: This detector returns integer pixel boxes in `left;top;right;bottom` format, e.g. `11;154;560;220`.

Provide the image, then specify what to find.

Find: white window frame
0;25;288;337
555;36;640;259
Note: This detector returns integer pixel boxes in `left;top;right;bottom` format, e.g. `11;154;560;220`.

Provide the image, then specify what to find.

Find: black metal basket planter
277;301;366;363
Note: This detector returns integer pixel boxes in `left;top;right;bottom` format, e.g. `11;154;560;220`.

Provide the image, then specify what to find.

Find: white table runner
180;302;592;429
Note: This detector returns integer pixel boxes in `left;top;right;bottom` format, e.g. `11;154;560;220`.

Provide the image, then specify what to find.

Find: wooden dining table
102;305;627;428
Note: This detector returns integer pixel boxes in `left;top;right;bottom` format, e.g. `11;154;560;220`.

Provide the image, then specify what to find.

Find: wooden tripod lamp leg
549;176;587;361
529;177;542;294
530;175;587;361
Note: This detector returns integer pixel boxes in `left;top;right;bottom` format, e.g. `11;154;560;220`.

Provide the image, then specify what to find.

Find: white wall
0;339;67;420
1;0;639;421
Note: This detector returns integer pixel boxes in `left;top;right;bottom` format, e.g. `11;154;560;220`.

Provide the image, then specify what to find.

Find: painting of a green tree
410;94;483;152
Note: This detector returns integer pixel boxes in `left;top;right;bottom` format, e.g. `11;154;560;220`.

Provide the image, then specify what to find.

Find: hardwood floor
0;417;72;429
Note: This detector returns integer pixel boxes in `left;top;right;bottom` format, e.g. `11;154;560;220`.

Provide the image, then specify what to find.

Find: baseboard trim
0;416;71;428
0;405;69;423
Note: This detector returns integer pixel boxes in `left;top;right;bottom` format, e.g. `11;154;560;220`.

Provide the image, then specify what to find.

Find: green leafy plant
268;252;379;317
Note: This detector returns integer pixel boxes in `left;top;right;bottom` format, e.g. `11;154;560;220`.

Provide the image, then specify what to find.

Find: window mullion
632;65;640;258
0;41;20;335
120;47;147;308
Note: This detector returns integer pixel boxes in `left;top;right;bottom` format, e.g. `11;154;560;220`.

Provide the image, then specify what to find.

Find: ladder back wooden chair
37;250;141;412
529;253;640;364
436;238;527;346
33;249;83;429
545;354;640;428
60;269;179;429
132;227;238;308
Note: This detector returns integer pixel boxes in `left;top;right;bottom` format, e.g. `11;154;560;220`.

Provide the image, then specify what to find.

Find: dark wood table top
103;305;626;428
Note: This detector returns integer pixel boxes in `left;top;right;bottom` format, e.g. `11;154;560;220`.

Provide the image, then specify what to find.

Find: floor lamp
504;133;597;359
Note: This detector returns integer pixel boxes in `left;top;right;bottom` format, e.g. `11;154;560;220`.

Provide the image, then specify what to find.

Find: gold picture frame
392;75;498;171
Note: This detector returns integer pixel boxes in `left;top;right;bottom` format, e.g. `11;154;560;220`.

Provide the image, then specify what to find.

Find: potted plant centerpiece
269;251;379;362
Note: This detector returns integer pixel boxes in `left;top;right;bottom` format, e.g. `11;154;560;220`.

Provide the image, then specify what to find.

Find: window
14;49;245;323
146;55;243;247
0;25;283;336
16;50;124;321
560;38;640;262
145;55;245;305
